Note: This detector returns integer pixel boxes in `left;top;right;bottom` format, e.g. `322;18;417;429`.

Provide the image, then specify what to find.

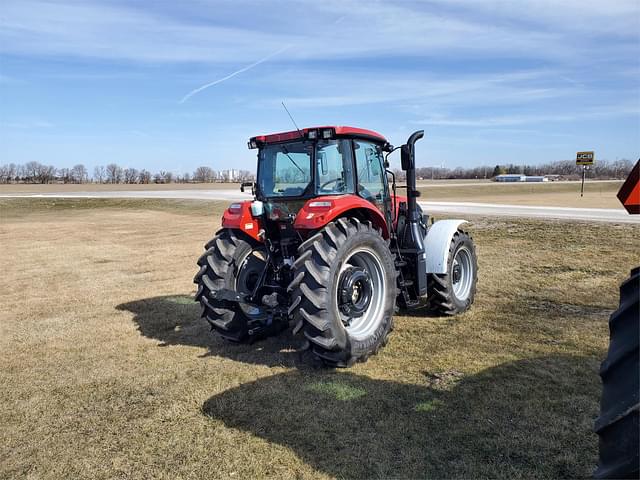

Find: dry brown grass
417;180;624;208
1;180;624;209
0;183;242;193
1;198;638;479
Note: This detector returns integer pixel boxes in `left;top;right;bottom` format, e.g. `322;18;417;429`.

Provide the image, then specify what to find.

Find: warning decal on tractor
576;151;595;166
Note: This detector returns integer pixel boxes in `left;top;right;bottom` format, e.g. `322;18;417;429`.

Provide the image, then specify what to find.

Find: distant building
495;174;526;182
495;174;548;182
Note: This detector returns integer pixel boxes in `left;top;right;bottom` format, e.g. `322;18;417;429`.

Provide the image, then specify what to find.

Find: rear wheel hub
338;267;372;320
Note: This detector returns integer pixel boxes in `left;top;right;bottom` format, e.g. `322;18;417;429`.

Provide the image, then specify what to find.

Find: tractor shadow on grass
117;295;312;368
202;354;600;479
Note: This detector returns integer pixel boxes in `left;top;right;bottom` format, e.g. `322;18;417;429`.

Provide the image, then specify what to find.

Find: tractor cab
248;126;392;225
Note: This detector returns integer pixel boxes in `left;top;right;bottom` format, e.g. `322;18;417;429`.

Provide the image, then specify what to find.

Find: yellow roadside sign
576;151;595;166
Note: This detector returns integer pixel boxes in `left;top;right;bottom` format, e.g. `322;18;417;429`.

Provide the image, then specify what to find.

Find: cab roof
251;126;388;145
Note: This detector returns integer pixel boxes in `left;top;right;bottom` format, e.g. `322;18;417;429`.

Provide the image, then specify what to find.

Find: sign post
576;151;595;197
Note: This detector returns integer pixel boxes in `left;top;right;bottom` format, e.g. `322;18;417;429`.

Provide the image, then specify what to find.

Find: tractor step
211;288;251;304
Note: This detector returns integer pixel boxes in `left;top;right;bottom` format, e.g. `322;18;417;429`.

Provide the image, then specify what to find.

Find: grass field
1;198;638;479
416;180;623;208
0;179;625;209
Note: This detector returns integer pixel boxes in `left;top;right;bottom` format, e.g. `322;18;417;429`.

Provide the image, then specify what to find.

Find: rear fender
425;219;468;274
221;201;263;242
294;194;389;238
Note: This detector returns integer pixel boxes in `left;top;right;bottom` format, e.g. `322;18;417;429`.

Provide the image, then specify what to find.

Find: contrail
179;44;293;104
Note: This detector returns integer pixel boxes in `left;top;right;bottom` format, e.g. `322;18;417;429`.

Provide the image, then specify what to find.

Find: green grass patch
165;295;196;305
304;381;367;401
415;398;445;412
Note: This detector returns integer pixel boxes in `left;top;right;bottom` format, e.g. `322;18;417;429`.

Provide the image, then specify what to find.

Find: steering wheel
319;177;343;192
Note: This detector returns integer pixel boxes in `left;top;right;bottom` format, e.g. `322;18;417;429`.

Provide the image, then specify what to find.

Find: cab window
354;140;386;209
316;140;355;194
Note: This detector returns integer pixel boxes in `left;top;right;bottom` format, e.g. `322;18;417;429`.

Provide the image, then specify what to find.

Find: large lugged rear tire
288;218;397;367
194;229;266;342
428;229;477;315
594;267;639;479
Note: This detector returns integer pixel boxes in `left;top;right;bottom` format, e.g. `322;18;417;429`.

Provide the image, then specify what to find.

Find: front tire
428;229;477;315
288;218;397;367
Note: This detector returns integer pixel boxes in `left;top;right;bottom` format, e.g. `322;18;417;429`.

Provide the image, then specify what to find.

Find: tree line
0;158;634;185
0;162;255;184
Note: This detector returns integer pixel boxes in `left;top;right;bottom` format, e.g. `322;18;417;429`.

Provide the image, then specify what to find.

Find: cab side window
316;140;355;194
354;140;386;210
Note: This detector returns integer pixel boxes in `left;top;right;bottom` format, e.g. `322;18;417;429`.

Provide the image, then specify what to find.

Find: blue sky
0;0;638;174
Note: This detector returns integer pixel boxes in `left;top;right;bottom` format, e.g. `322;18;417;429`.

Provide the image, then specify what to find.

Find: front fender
425;219;468;274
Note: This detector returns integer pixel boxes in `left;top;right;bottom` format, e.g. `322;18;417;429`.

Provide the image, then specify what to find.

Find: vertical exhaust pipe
402;130;424;222
401;130;427;296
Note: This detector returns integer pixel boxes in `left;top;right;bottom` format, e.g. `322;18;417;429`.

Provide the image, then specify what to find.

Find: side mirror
401;145;412;171
240;181;253;193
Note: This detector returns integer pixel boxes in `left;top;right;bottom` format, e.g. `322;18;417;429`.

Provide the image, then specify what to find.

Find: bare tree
58;168;71;183
24;161;40;183
138;169;151;184
123;168;139;184
93;165;106;183
31;163;56;184
71;164;88;183
105;163;123;184
193;166;215;183
0;165;9;184
163;171;174;183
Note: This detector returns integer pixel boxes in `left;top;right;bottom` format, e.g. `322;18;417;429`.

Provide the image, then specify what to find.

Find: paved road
1;190;637;223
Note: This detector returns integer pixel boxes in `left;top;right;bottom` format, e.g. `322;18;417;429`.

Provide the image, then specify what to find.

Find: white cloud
413;104;640;127
1;0;636;65
258;68;571;109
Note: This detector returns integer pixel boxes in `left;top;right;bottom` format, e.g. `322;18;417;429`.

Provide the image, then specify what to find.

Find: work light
321;129;333;139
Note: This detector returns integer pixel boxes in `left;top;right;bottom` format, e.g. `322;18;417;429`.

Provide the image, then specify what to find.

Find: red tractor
195;126;478;367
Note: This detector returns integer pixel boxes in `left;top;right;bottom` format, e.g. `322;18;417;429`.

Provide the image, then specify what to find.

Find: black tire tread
289;218;396;367
428;230;477;316
194;229;249;342
594;267;640;479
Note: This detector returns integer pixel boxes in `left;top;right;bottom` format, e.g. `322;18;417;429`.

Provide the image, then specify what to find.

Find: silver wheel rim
336;247;386;341
235;248;268;320
452;246;473;302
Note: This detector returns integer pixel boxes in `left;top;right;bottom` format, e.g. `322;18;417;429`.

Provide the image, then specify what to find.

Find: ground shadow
202;355;600;478
117;295;313;368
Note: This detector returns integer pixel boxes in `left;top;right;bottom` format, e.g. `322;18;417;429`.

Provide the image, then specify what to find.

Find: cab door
353;140;392;228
